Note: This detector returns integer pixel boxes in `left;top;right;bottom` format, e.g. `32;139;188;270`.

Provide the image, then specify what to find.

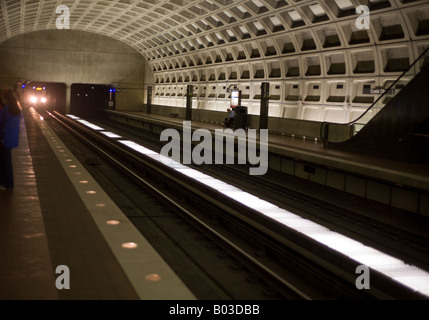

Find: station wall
145;1;429;125
0;29;147;111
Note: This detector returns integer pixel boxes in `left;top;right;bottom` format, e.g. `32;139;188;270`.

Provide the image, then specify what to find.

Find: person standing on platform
0;88;22;190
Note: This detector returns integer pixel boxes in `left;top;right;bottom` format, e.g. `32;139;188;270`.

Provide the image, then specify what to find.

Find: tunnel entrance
70;83;115;119
20;81;67;114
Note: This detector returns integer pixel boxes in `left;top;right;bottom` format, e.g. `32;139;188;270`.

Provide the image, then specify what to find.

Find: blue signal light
22;84;26;88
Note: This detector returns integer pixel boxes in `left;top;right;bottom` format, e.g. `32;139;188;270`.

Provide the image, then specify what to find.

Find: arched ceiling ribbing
1;0;429;80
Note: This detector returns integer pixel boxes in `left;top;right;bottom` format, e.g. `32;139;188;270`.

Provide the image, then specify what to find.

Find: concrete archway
0;29;149;112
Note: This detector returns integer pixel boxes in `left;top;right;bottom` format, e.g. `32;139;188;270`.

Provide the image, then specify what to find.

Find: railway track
40;110;428;299
99;116;429;270
94;115;429;271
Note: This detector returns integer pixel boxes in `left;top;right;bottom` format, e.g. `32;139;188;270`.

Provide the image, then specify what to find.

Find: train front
25;85;49;109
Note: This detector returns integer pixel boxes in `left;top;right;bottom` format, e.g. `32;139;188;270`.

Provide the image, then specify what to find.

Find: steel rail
49;110;312;300
47;111;428;300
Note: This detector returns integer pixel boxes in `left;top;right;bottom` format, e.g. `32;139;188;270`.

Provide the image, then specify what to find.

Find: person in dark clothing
0;88;22;190
223;108;235;128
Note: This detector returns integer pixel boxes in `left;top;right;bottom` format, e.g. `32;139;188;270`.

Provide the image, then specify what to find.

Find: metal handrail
321;46;429;142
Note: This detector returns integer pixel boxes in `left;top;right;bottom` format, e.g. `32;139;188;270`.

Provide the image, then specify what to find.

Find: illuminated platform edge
34;109;196;300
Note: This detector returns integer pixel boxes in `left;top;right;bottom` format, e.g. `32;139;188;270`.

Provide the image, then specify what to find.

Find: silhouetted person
223;108;234;128
0;89;22;190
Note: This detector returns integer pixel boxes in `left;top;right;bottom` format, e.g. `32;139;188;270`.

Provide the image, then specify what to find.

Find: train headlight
41;97;47;103
30;96;37;103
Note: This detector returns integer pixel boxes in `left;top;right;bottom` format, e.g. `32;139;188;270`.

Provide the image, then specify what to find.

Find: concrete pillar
297;100;303;119
186;85;193;121
259;82;269;130
66;83;71;114
147;85;152;114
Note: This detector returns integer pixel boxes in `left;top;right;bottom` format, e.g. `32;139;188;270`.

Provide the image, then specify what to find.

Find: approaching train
17;81;113;115
22;84;49;108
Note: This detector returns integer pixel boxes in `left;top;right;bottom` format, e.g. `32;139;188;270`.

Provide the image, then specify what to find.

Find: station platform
106;110;429;217
0;107;196;300
2;107;428;300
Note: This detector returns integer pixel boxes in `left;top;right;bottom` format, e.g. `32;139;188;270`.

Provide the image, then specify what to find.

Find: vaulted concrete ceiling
1;1;428;56
1;0;429;81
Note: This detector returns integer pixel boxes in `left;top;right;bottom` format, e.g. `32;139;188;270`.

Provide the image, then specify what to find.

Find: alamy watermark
160;121;269;176
356;5;371;30
55;265;70;290
355;265;370;290
56;5;70;30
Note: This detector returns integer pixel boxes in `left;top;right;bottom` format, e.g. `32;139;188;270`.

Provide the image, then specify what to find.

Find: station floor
0;108;195;300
